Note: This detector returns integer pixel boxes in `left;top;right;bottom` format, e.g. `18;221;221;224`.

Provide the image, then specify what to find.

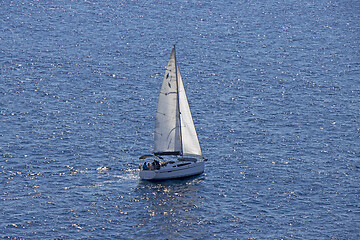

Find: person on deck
142;162;148;170
154;160;160;170
147;162;152;170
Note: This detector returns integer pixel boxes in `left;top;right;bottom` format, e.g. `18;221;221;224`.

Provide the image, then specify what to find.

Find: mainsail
154;47;202;156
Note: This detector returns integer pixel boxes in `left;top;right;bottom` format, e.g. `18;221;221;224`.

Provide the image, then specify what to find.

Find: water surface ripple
1;0;359;239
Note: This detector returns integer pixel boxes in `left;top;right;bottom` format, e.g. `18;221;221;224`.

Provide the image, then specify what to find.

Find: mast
174;45;183;156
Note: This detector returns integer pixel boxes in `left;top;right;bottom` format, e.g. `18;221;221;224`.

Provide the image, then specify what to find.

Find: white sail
154;48;181;155
154;47;202;156
177;65;202;156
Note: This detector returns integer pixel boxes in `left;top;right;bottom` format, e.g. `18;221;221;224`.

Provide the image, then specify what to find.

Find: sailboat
139;46;206;180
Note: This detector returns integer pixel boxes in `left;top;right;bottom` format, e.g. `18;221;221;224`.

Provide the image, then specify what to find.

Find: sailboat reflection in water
139;46;207;180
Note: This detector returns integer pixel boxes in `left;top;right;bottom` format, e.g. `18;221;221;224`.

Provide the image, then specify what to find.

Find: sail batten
153;47;202;157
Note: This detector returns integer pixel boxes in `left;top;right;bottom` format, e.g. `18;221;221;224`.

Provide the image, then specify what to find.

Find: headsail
177;65;202;156
154;47;202;157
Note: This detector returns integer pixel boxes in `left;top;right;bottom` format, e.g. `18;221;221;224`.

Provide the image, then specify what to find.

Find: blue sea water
1;0;359;239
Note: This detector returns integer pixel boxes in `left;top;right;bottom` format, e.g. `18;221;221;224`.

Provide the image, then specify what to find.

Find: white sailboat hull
140;161;204;180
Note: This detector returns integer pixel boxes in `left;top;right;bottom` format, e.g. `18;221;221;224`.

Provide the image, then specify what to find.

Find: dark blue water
1;0;359;239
